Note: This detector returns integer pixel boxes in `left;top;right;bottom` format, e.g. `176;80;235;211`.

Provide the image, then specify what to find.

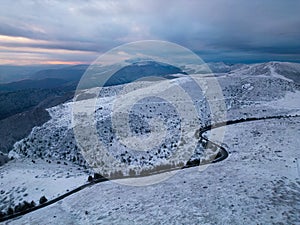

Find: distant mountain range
0;65;88;92
0;78;73;92
1;61;299;92
0;64;67;84
30;64;89;81
100;61;187;87
0;61;187;92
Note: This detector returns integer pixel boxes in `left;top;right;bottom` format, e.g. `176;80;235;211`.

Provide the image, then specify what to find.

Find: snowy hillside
1;61;300;222
9;69;299;171
0;158;87;214
184;61;300;84
183;62;244;74
7;117;300;224
228;61;300;83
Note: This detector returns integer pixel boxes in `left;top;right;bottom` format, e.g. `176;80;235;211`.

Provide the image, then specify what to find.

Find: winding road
1;114;299;223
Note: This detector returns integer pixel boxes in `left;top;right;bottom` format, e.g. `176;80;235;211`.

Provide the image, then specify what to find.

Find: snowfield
1;61;300;223
9;65;300;171
0;158;87;213
6;117;300;224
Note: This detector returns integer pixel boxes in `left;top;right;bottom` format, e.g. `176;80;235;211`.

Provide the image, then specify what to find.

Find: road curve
1;114;299;223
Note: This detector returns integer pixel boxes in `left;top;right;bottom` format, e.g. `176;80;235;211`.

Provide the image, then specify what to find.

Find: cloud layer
0;0;299;64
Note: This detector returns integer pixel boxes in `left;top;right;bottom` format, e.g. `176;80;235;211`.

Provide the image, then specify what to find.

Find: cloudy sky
0;0;299;65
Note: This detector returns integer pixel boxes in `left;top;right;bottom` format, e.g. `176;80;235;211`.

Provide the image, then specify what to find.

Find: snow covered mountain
7;116;300;224
228;61;300;83
8;62;300;173
185;61;300;84
1;61;300;223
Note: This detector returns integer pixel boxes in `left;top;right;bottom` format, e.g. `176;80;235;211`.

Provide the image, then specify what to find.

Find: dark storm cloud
0;0;299;64
0;23;43;39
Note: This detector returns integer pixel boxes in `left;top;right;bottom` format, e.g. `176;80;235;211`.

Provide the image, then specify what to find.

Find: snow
6;117;300;224
242;83;254;91
10;69;299;172
263;90;300;111
0;158;87;213
1;61;300;223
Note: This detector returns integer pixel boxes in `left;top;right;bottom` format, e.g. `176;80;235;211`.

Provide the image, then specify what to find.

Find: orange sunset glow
0;35;96;65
